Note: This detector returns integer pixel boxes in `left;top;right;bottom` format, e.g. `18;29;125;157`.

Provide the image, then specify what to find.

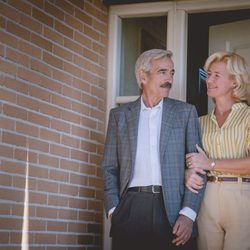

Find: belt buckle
213;176;218;182
152;185;160;194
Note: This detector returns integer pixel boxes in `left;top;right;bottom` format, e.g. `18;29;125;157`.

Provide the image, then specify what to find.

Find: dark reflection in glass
120;16;167;96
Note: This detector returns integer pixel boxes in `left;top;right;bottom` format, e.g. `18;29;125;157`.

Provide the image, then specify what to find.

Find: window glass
120;16;167;96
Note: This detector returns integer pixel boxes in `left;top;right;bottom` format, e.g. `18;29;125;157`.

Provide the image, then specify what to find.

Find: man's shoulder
110;98;139;114
165;97;194;109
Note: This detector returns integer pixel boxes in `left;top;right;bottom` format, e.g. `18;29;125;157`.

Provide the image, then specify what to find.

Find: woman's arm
186;144;250;175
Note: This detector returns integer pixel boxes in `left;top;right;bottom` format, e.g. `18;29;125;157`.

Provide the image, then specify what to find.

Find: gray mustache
160;82;172;88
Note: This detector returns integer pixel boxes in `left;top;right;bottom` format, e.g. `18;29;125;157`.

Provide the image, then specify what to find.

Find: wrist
210;159;216;170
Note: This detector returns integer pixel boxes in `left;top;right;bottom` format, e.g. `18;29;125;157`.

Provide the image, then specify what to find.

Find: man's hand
172;215;193;246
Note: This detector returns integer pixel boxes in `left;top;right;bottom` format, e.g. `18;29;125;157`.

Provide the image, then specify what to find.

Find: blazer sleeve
182;105;207;213
101;109;120;217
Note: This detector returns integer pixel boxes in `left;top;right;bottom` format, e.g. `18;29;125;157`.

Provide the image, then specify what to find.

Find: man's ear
139;70;147;86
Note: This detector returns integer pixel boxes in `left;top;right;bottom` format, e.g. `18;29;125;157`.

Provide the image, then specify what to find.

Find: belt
208;176;250;183
128;185;162;194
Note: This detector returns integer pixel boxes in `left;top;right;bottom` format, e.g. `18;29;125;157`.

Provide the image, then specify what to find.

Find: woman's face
206;61;235;99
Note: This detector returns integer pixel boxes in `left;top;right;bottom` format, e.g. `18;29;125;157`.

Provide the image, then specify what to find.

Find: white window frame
103;1;250;249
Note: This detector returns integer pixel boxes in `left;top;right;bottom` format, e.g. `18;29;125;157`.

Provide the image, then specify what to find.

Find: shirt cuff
179;207;197;221
108;207;116;218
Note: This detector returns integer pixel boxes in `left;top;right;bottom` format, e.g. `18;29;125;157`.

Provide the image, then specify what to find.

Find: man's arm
101;110;120;217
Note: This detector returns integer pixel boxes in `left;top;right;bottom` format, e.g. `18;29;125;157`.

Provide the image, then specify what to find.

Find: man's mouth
160;82;172;88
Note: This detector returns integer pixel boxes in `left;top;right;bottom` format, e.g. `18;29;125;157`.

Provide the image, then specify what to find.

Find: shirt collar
141;97;163;111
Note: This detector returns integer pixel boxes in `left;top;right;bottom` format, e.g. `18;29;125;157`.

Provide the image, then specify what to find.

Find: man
101;49;206;250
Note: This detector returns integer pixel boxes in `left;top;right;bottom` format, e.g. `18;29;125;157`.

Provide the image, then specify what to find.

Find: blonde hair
204;51;250;104
135;49;173;88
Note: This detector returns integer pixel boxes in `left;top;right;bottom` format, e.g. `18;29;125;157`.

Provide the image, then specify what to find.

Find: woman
185;51;250;250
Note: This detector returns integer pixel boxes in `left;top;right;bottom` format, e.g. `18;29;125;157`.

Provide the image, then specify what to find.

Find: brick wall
0;0;108;249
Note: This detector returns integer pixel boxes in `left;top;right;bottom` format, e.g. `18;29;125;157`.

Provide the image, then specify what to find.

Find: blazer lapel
126;97;141;169
160;98;175;162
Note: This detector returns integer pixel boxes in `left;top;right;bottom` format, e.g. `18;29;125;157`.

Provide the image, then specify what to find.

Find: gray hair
135;49;173;88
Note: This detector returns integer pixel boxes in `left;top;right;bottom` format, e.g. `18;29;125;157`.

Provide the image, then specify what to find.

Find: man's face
140;57;175;100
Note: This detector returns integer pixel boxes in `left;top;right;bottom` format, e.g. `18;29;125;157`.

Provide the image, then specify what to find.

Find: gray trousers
110;190;197;250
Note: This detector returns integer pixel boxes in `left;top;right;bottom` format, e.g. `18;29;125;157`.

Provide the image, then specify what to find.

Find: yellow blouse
200;102;250;176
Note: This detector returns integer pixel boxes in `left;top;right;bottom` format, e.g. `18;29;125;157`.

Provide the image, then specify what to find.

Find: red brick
0;160;26;175
50;144;70;158
27;111;50;128
3;104;27;121
55;20;73;39
72;77;90;92
0;144;14;158
62;85;81;101
28;138;49;153
59;183;78;196
39;154;60;168
31;59;52;77
51;94;71;109
40;128;60;143
49;169;69;182
60;159;79;172
0;173;12;186
20;14;42;33
16;121;39;137
63;61;82;78
57;234;78;244
64;37;83;54
19;40;42;59
0;44;4;56
7;21;31;41
65;14;83;32
47;221;68;231
55;0;74;15
34;233;57;244
43;27;64;45
52;69;72;85
71;102;89;116
69;173;88;186
39;103;61;118
0;59;17;75
29;191;47;205
61;109;81;124
0;2;20;22
14;148;38;163
45;1;64;21
0;30;18;49
70;149;89;162
6;48;30;67
40;76;62;93
53;45;73;61
48;195;69;207
31;33;53;52
32;8;53;27
51;119;70;133
8;0;32;15
37;180;59;193
43;51;63;69
61;134;80;148
17;95;39;111
17;67;41;85
57;208;78;220
2;131;27;147
27;0;44;9
29;85;51;102
75;8;92;25
0;188;25;203
0;15;5;29
2;76;28;95
0;88;16;103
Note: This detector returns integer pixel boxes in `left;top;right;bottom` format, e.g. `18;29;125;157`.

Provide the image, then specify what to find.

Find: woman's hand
185;168;205;193
186;144;212;170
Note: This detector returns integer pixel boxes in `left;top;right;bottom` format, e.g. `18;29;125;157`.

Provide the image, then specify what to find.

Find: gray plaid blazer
101;97;206;234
